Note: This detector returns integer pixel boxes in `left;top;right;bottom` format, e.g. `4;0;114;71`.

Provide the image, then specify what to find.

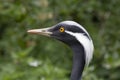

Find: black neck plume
70;43;85;80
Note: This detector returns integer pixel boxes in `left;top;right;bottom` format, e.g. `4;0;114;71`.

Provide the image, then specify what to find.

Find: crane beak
27;27;52;37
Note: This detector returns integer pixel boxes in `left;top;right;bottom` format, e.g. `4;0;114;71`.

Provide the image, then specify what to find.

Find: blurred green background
0;0;120;80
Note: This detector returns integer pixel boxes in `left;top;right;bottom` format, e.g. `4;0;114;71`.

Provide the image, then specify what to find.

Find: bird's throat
70;44;85;80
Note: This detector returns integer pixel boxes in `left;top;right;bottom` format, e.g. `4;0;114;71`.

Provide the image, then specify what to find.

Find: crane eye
59;27;65;32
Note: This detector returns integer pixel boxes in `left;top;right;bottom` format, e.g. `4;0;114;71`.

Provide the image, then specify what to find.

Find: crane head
27;21;94;65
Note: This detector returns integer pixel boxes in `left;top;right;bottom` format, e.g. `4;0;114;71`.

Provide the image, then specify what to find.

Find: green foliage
0;0;120;80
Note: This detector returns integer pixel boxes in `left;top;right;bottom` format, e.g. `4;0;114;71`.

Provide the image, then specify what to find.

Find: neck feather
70;43;85;80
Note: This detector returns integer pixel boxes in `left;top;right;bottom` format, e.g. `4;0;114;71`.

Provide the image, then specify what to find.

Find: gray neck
70;44;85;80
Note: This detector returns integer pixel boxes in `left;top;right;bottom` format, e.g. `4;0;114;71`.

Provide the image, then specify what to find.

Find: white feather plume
63;21;94;65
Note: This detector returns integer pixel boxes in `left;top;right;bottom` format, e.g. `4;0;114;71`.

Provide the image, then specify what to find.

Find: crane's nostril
42;30;46;32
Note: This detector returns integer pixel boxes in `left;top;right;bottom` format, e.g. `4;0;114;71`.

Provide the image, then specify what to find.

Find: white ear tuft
61;21;94;65
65;31;94;65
